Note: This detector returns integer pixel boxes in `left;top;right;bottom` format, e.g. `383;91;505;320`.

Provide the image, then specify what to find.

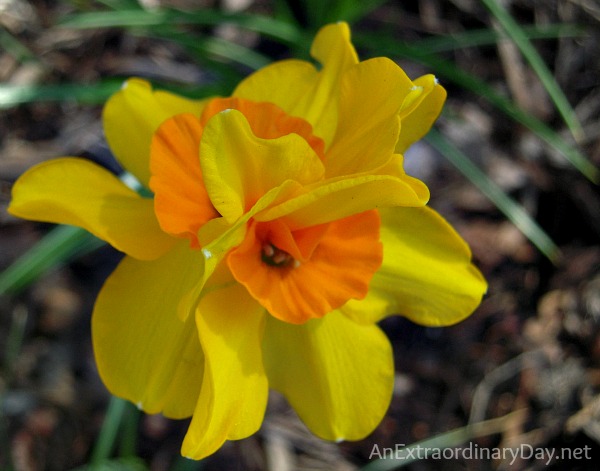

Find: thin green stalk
426;128;561;263
90;396;128;464
183;35;272;71
0;80;122;109
171;456;205;471
0;225;104;296
0;28;39;62
411;24;585;54
3;306;28;376
118;402;140;458
481;0;584;142
96;0;141;10
58;9;303;45
0;308;29;471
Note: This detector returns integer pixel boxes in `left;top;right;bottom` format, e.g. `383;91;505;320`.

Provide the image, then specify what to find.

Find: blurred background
1;0;600;470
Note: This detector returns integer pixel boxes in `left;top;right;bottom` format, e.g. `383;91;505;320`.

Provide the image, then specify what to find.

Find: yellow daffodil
8;23;486;459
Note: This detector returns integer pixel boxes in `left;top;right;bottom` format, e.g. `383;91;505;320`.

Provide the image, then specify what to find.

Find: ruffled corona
228;211;383;324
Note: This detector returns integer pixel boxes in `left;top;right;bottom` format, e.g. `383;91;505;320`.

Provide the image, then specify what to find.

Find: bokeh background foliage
1;1;600;470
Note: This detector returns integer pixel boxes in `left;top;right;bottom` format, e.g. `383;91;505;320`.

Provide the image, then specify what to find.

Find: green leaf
481;0;584;142
89;397;142;465
171;456;206;471
289;0;387;28
0;28;39;63
0;80;224;109
426;128;561;263
59;9;303;45
73;457;149;471
0;225;104;297
155;30;272;71
411;23;585;54
0;81;121;109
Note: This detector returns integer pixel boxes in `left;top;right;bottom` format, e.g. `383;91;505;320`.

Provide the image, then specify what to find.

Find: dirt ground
1;1;600;470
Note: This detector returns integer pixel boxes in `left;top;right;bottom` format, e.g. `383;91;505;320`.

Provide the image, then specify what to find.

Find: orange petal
228;210;382;324
149;113;219;246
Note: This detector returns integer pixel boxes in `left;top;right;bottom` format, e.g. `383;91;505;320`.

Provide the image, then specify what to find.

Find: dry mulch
1;1;600;470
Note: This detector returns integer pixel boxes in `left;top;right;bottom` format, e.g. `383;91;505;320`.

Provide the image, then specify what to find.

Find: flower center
227;210;383;324
261;242;297;268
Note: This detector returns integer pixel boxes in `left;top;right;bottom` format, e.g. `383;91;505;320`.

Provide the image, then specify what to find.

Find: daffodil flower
8;23;487;459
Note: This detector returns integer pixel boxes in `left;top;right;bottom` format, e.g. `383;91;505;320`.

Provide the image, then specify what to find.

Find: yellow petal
302;22;358;144
233;59;318;121
181;284;268;459
92;242;206;419
263;310;394;441
255;173;428;230
234;22;358;146
395;75;447;154
325;57;413;177
103;78;210;187
8;157;174;260
342;206;487;326
200;109;324;223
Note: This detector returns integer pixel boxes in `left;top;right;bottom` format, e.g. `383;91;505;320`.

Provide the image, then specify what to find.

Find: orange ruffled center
149;97;382;323
228;211;382;324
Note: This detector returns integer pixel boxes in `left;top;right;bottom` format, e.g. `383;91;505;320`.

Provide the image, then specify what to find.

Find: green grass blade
332;0;390;23
96;0;142;10
273;0;300;25
0;28;39;62
0;80;224;109
171;456;206;471
426;128;561;263
0;225;104;296
58;9;303;45
295;0;387;27
360;410;525;470
0;80;121;109
3;306;27;373
187;35;272;71
412;23;585;54
60;9;167;28
146;27;271;80
425;57;597;183
481;0;584;142
118;402;141;459
90;396;129;464
74;457;149;471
